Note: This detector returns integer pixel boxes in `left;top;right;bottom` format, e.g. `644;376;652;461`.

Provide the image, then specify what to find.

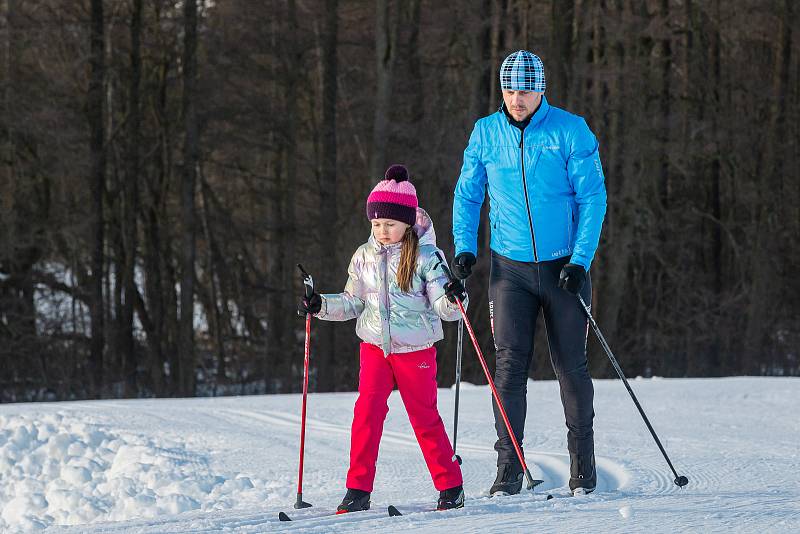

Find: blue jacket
453;97;606;269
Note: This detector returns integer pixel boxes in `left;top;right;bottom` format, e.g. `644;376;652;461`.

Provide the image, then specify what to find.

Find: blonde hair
396;226;419;292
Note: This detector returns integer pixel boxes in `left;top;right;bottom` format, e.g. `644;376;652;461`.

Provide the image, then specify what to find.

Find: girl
298;164;467;512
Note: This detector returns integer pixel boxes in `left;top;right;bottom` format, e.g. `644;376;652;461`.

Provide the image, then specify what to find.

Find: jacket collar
499;95;549;131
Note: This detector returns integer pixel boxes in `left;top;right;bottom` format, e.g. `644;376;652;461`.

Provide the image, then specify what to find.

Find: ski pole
294;264;314;509
452;282;464;466
577;294;689;488
435;252;537;490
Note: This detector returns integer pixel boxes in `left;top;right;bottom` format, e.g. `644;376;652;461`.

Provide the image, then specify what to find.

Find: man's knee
554;357;591;382
495;354;531;390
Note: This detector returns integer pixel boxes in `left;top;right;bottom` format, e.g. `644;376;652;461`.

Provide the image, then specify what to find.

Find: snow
0;377;798;533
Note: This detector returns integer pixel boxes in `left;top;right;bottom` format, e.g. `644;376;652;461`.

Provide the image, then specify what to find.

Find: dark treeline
0;1;798;401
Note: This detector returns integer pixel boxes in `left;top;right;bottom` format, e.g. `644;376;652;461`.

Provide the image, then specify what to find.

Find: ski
388;480;553;517
388;505;403;517
277;508;373;522
280;480;560;522
278;512;292;521
278;510;342;522
387;494;556;517
387;504;463;517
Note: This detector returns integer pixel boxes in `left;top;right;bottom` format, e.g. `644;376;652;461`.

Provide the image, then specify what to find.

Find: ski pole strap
434;251;456;283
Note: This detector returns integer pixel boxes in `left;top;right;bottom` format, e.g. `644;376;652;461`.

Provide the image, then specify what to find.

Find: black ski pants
488;252;594;466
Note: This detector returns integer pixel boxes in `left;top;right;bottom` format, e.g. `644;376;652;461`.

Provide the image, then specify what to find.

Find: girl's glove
298;292;322;315
444;279;467;304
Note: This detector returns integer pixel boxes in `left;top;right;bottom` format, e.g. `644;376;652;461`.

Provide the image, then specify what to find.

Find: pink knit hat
366;164;418;226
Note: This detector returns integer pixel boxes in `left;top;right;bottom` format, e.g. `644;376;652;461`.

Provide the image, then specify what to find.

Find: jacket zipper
519;129;539;262
379;248;391;354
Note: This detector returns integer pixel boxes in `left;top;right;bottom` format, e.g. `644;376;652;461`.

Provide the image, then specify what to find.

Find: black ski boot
489;463;524;496
336;488;371;514
569;452;596;495
437;485;465;510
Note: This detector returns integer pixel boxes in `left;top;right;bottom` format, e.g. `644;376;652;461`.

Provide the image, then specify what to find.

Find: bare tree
180;0;199;396
88;0;106;397
120;0;143;396
370;0;398;180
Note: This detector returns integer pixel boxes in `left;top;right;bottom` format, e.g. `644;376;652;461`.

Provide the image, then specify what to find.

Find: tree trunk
406;0;423;127
88;0;106;398
594;1;632;377
121;0;142;396
489;0;502;111
276;0;299;393
468;0;490;122
550;0;574;107
316;0;339;392
370;0;398;179
744;0;793;372
179;0;199;396
200;175;225;395
2;0;12;210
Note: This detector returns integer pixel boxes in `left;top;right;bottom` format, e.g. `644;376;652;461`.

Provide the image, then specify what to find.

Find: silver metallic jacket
316;208;466;356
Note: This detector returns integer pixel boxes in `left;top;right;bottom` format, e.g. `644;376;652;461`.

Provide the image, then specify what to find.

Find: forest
0;0;797;401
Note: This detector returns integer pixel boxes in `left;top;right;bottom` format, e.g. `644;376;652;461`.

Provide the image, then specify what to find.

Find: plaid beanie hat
366;164;418;226
500;50;546;92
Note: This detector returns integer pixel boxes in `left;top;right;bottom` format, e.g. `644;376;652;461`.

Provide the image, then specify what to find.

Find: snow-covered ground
0;377;797;533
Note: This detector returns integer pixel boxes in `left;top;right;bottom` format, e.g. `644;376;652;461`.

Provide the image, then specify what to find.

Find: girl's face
371;218;410;245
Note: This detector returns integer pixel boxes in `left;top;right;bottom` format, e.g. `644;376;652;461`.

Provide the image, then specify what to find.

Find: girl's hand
298;293;322;315
444;279;467;304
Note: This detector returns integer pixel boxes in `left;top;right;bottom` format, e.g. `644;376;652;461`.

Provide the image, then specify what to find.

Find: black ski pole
452;282;464;466
577;294;689;488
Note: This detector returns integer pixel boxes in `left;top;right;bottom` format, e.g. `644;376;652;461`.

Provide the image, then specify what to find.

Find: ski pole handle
297;264;314;316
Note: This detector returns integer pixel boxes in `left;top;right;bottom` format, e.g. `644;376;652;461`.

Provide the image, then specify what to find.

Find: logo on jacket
418;362;430;369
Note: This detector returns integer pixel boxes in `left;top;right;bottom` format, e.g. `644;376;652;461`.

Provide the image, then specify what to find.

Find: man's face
502;90;543;122
371;218;409;245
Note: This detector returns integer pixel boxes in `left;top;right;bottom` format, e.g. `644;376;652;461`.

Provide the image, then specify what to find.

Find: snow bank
0;413;275;532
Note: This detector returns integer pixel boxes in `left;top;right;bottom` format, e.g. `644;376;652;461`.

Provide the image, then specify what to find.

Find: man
452;50;606;496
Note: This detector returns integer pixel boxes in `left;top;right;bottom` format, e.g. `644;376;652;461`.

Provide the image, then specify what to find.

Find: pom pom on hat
385;164;409;182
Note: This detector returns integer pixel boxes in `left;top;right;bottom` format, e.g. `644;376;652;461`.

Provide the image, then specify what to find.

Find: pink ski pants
346;342;463;492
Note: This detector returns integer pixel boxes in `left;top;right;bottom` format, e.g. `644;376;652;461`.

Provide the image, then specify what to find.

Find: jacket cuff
568;254;591;270
315;295;329;318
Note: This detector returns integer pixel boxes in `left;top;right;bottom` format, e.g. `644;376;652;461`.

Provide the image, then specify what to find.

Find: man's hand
444;279;467;304
452;253;476;280
558;263;587;296
298;292;322;315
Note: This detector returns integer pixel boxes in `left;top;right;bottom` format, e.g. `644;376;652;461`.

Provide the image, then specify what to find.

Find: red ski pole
435;252;538;490
294;264;314;509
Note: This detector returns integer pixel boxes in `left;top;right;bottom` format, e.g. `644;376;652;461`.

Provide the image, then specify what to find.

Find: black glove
298;292;322;315
444;279;467;304
452;252;476;280
558;263;587;296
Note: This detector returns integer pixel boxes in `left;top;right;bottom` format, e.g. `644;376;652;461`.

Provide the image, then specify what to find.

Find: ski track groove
40;402;706;533
82;492;618;533
224;408;634;497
